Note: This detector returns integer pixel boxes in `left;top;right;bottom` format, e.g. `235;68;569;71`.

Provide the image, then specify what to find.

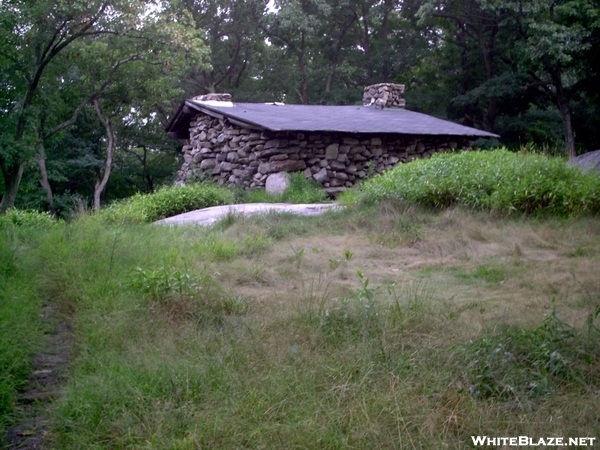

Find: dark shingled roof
166;100;499;140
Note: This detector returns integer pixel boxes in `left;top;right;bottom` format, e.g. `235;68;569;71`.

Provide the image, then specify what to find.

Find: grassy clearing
2;201;599;448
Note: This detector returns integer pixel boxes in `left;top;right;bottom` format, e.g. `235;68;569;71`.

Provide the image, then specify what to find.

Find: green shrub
359;149;600;216
0;209;58;228
281;173;328;203
98;183;234;224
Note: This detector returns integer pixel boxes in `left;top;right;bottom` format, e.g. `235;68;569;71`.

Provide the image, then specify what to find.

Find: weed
128;264;243;324
456;303;599;403
222;295;251;315
302;271;382;346
129;265;201;304
386;279;433;329
0;223;46;436
337;188;359;207
287;246;305;268
0;209;58;228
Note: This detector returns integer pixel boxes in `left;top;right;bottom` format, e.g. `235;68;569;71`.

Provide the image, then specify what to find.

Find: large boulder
568;149;600;174
265;172;291;196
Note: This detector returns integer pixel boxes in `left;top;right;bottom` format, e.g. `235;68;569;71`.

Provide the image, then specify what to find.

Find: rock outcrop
568;149;600;174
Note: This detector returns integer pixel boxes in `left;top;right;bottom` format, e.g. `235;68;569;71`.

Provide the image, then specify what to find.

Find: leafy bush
99;183;234;224
0;209;58;228
359;149;600;216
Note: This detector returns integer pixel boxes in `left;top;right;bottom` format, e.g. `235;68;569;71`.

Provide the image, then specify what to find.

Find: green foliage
0;226;45;436
129;264;246;322
305;271;382;345
457;306;599;402
282;172;327;203
130;265;203;304
0;209;58;229
281;173;328;203
359;149;600;216
336;188;359;207
244;173;327;204
98;183;234;224
0;284;42;436
0;0;209;211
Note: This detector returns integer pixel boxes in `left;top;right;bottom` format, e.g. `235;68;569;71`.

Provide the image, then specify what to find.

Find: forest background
1;0;599;215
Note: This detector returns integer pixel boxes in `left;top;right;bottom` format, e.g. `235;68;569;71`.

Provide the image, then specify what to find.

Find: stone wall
176;113;470;192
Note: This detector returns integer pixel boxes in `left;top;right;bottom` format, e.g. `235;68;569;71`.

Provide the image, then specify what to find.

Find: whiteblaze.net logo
471;436;597;447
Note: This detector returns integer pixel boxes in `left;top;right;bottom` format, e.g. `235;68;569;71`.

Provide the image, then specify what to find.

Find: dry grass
213;206;599;334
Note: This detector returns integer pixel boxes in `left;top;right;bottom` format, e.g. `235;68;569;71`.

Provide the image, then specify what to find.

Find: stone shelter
166;84;498;194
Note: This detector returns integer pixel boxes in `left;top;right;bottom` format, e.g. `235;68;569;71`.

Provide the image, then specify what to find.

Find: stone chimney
193;93;232;102
363;83;405;109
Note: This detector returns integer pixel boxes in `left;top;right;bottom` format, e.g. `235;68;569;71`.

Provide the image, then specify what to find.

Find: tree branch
92;98;116;210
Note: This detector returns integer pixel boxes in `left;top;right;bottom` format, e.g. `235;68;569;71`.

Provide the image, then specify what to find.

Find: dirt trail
5;305;72;449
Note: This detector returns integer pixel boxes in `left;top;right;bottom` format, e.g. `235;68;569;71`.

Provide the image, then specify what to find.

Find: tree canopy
1;0;599;213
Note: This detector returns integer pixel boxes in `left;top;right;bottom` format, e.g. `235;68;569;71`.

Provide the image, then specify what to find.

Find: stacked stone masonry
363;83;406;109
177;114;470;191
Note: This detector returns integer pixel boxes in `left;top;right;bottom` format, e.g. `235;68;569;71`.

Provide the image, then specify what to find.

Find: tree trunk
0;161;26;213
93;99;116;210
557;95;576;158
36;143;55;215
479;24;498;132
546;60;576;158
326;67;335;93
297;32;309;104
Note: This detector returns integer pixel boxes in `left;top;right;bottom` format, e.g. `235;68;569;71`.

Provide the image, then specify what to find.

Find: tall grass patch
359;149;600;215
455;305;600;404
0;211;59;436
98;183;234;224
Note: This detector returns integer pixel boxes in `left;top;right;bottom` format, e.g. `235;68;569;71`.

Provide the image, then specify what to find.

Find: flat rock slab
568;149;600;174
154;203;342;226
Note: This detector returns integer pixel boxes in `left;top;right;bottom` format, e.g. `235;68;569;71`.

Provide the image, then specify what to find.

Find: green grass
241;172;328;204
359;148;600;216
97;173;328;225
98;183;234;224
0;270;43;438
1;202;599;448
0;211;58;437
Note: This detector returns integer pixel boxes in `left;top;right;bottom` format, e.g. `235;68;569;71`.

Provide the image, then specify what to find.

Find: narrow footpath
5;304;72;449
